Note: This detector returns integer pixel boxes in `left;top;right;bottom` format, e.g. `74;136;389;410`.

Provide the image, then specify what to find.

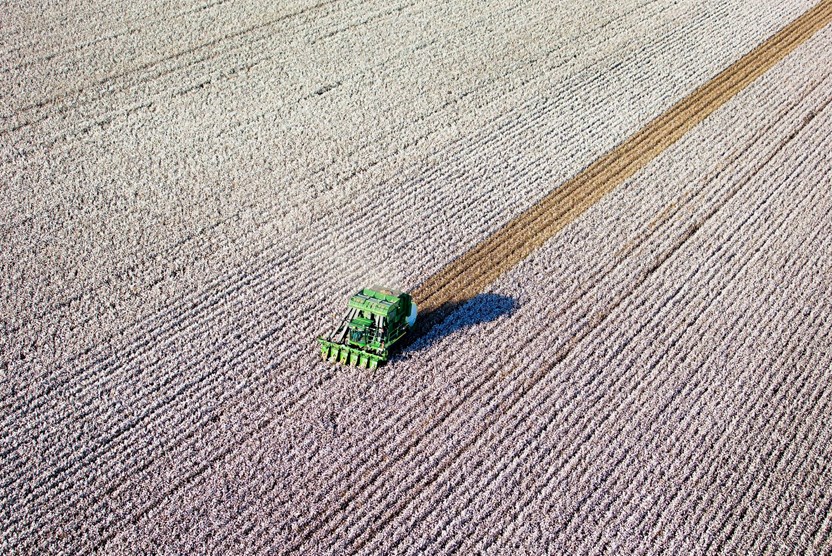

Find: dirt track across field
414;0;832;315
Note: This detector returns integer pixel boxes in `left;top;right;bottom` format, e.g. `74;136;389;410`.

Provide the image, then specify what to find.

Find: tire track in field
383;112;832;556
340;109;829;554
0;0;757;410
3;2;676;404
17;4;828;551
550;199;832;554
276;73;828;552
0;0;379;144
705;201;832;553
478;212;828;552
1;0;669;347
627;204;832;553
410;0;832;316
94;6;828;548
110;116;736;552
0;0;808;482
296;70;828;552
280;6;832;550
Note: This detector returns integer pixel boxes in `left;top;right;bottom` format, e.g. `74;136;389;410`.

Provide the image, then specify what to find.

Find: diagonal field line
87;3;832;551
411;0;832;314
283;5;832;552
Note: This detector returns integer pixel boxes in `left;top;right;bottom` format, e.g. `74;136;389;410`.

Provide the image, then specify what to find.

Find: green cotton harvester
318;286;417;369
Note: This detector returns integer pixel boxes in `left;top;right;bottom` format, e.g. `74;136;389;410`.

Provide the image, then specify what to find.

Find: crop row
0;0;759;491
2;1;829;553
280;84;832;555
0;0;688;354
94;20;828;543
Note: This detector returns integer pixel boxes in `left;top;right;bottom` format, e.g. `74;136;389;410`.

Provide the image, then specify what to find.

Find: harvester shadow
393;293;518;358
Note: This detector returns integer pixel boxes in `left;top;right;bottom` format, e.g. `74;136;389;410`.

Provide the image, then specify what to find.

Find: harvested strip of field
2;0;831;554
413;0;832;316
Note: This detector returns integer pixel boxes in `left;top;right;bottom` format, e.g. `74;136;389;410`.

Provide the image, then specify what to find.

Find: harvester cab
318;286;417;369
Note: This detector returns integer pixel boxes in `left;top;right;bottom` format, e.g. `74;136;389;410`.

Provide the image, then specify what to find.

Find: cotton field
1;0;831;553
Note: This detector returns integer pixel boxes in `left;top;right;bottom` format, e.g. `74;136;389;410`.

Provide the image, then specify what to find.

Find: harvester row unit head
318;286;417;368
